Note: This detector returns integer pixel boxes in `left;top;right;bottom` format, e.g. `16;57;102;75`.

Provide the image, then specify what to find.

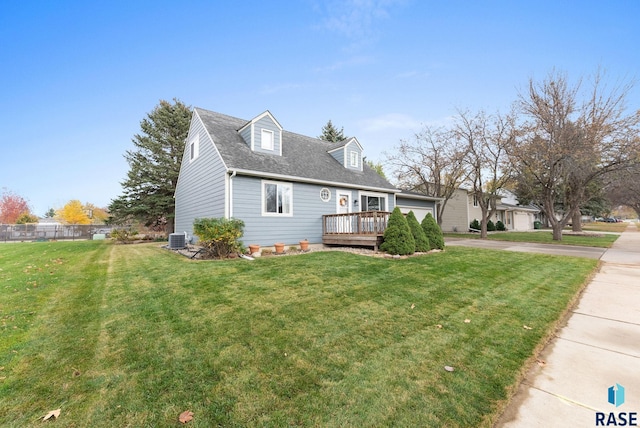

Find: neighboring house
174;108;438;247
439;188;539;232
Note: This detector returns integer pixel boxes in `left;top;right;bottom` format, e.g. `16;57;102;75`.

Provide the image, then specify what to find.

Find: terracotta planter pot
249;244;260;254
274;242;285;254
299;240;309;251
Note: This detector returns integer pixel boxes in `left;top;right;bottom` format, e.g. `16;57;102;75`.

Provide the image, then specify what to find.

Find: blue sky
1;0;638;217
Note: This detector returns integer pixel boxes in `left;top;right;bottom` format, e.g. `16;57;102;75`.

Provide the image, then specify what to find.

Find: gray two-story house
174;108;438;248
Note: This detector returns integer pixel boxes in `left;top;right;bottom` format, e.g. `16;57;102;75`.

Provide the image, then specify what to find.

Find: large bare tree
386;125;467;225
455;109;515;238
509;70;640;240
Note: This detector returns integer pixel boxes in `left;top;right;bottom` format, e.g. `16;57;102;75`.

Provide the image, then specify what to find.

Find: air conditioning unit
168;233;186;249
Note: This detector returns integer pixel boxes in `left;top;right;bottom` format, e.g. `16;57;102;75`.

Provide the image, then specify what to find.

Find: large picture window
360;194;386;211
263;181;292;216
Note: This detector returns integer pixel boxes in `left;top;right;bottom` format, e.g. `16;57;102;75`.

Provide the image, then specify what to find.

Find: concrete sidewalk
495;224;640;427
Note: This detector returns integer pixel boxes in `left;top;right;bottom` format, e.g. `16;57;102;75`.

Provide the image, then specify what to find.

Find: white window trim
320;187;331;202
189;134;200;162
358;191;388;212
261;180;293;217
261;129;274;150
349;150;359;167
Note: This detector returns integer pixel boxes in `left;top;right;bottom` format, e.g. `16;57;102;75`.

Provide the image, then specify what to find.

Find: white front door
337;191;352;232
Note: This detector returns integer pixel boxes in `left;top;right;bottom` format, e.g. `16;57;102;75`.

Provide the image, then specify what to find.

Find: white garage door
399;206;434;223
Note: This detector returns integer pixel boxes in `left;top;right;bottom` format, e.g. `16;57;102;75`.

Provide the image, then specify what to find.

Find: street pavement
445;236;606;259
484;224;640;427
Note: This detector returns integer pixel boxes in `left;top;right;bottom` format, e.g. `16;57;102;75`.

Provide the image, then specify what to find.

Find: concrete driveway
445;237;606;259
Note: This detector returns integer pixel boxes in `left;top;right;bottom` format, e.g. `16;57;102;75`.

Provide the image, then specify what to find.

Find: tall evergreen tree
109;99;192;234
319;120;346;143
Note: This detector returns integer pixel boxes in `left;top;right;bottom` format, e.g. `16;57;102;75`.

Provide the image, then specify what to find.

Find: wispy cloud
313;0;407;45
358;113;421;132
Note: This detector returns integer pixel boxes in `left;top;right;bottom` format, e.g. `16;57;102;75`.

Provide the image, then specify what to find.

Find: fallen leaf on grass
43;409;61;421
436;324;443;329
523;325;533;330
179;410;194;424
444;366;455;372
464;319;471;323
536;359;546;366
410;303;415;309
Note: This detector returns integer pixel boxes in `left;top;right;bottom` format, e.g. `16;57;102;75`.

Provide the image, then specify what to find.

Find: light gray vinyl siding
439;188;469;232
252;116;281;155
239;125;251;149
328;148;344;166
232;175;323;246
345;141;362;172
232;175;346;246
395;196;436;223
174;114;227;239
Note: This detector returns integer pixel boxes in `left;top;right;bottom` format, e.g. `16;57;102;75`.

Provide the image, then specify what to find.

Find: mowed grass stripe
0;242;596;427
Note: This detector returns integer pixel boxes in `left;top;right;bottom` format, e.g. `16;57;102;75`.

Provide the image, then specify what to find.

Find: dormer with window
238;110;283;156
327;137;363;172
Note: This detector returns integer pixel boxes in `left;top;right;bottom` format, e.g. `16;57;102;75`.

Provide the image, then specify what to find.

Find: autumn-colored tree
57;200;91;225
0;189;32;224
16;212;39;224
83;203;109;224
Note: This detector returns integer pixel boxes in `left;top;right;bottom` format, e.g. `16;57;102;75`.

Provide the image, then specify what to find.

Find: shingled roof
195;107;398;192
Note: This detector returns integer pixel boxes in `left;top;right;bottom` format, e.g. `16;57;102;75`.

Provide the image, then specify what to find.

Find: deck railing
322;211;390;235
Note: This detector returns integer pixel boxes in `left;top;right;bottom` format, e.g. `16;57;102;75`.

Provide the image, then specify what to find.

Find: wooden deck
322;211;390;250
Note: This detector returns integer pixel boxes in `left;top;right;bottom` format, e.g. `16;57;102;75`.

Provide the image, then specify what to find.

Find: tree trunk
571;210;583;232
552;225;563;241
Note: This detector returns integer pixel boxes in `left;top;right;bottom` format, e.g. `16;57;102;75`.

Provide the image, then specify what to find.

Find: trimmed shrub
422;213;445;250
487;220;496;231
111;228;139;244
193;217;245;259
470;219;481;231
496;220;506;231
380;207;415;255
406;211;430;252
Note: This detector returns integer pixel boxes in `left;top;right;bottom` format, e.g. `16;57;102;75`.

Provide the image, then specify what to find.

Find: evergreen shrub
380;207;415;255
487;220;496;231
422;213;445;250
496;220;506;231
406;211;430;252
470;219;481;230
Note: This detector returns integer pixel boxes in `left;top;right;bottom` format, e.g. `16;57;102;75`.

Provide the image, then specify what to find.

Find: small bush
193;217;245;259
422;213;445;250
110;228;139;244
496;220;506;231
380;207;415;255
406;211;430;252
470;219;480;230
487;220;496;231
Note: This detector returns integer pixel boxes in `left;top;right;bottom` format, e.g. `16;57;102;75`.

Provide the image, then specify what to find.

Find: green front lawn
445;230;619;248
0;241;597;427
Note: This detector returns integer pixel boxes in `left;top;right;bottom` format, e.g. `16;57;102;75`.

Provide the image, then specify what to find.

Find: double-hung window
360;194;386;211
263;181;292;216
349;151;359;168
261;129;274;150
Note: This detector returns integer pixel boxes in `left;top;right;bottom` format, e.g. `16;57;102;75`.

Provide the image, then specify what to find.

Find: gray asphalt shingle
195;107;397;191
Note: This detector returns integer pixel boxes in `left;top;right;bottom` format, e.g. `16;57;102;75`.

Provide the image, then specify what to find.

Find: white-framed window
349;151;359;167
262;180;292;216
189;134;199;162
360;192;387;211
320;188;331;202
473;194;479;207
261;129;274;150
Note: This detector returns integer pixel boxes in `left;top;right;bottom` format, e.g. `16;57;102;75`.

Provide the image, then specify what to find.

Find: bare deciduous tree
455;109;514;238
386;125;467;225
509;70;640;240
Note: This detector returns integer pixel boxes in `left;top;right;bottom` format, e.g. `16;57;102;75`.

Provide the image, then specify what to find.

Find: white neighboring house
440;188;539;232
